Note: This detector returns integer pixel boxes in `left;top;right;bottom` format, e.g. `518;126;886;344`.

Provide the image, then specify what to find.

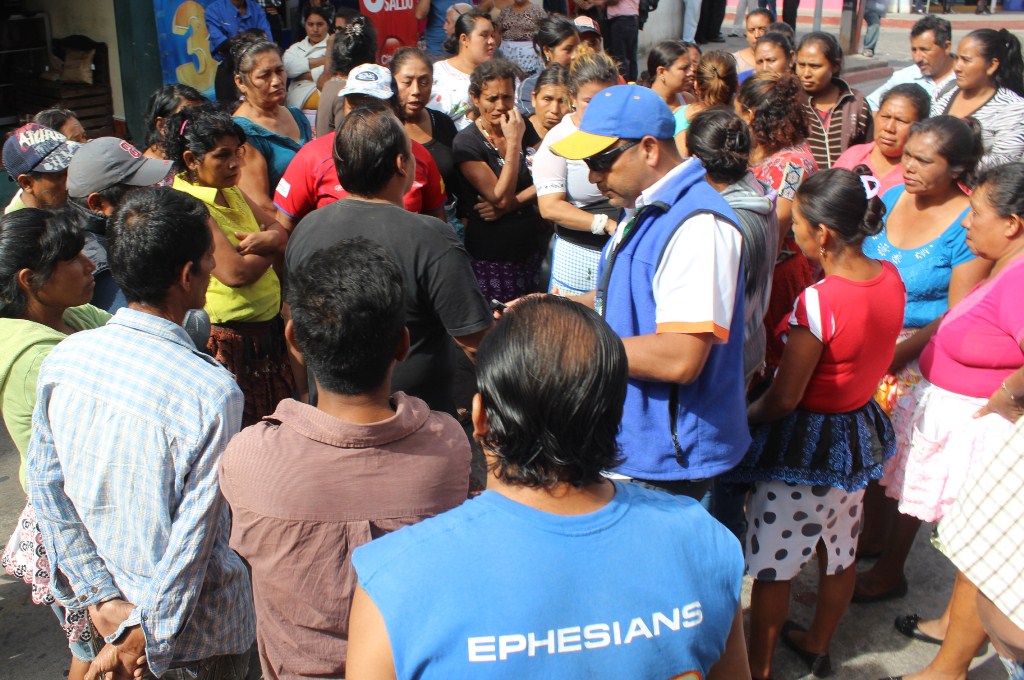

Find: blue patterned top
27;308;255;676
234;107;312;198
863;185;974;328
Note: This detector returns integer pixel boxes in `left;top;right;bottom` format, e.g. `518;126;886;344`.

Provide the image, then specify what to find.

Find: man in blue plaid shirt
27;188;255;679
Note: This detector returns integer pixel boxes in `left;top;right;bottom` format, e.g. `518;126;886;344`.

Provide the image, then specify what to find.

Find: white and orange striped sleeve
787;285;834;344
651;213;743;343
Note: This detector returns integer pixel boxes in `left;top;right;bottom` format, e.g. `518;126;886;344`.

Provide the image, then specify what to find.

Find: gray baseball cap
67;137;172;198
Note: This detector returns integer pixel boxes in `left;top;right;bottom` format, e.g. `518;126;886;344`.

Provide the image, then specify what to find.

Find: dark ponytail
444;11;490;57
965;28;1024;97
687;106;750;185
795;166;886;247
639;40;688;88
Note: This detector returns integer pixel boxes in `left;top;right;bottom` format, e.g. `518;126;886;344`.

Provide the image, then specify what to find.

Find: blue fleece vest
597;161;751;481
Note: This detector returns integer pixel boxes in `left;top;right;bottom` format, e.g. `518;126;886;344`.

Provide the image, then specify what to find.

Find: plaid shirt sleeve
122;396;243;675
27;384;122;609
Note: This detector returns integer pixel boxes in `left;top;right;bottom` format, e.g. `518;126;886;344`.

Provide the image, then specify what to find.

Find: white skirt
880;376;1014;523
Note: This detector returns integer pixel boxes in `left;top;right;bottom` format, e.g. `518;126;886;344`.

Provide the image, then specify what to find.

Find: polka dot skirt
745;479;865;581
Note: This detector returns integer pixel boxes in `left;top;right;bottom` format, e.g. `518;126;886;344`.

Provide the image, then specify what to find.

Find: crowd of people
1;2;1024;679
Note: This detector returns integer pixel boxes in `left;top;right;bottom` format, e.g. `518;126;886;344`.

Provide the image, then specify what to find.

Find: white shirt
866;63;957;112
428;60;474;130
533;115;605;207
615;159;743;342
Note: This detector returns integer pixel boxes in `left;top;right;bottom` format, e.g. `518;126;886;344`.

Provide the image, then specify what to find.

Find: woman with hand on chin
167;105;293;427
834;83;930;195
232;36;313;218
936;28;1024;171
454;59;543;302
429;11;498;130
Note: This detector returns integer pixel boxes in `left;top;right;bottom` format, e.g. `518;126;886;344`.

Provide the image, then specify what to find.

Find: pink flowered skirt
3;502;92;643
879;377;1014;523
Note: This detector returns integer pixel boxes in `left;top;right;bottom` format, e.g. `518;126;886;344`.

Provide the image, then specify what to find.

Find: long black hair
443;11;492;57
964;28;1024;97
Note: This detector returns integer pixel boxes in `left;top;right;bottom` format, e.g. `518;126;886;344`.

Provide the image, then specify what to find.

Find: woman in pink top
834;83;930;195
876;162;1024;680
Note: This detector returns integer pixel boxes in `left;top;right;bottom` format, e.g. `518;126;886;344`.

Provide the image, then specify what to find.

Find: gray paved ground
3;19;1021;680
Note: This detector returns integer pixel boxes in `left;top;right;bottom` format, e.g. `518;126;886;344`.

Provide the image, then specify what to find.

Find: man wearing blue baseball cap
3;123;81;213
551;84;750;500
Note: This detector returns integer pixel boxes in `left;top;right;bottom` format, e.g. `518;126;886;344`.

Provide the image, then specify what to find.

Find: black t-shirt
424;108;459;202
452;123;543;262
284;199;492;414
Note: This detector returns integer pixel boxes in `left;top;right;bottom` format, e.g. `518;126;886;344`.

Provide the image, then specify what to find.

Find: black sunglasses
583;139;641;172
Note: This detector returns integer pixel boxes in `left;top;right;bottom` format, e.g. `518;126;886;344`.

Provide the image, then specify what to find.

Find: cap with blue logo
339;64;394;100
550;84;676;160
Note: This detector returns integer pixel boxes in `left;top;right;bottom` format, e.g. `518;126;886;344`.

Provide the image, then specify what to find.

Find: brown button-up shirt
218;393;471;679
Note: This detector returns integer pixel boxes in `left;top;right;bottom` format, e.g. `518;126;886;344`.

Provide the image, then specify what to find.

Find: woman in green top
0;208;109;679
166;104;294;427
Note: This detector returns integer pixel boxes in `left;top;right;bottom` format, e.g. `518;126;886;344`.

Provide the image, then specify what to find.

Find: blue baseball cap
550;85;675;160
3;123;80;180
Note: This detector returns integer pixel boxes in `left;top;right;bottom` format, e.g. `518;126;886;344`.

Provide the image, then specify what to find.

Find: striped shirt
802;79;873;170
27;308;255;676
935;86;1024;172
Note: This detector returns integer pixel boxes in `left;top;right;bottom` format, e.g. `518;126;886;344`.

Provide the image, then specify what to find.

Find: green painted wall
113;0;163;144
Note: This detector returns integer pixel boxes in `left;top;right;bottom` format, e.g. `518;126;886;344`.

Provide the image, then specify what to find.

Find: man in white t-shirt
551;85;750;500
866;15;956;111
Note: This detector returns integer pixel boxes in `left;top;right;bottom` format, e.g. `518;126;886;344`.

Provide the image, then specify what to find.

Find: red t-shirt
273;134;446;221
782;260;906;413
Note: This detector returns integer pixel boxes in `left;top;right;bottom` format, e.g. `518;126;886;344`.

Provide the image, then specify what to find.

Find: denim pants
863;10;882;51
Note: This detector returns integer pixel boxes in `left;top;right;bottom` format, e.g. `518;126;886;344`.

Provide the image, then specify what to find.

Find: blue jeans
863;10;882;51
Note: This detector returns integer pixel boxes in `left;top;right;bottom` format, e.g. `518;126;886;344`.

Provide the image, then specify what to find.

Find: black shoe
781;621;833;677
894;613;942;645
711;32;727;42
